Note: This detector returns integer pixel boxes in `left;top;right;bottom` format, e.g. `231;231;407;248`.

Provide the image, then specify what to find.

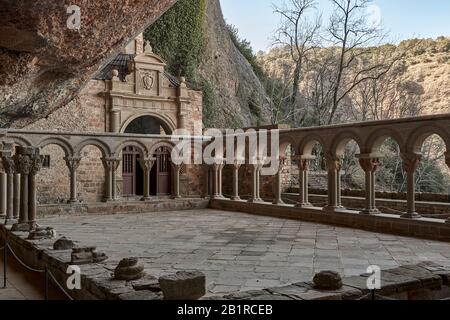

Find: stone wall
27;80;107;203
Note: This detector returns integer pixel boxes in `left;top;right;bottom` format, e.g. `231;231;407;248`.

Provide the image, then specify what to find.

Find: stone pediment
133;41;166;70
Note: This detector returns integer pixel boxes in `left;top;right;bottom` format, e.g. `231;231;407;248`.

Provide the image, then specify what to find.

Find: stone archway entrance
122;115;173;197
124;115;173;135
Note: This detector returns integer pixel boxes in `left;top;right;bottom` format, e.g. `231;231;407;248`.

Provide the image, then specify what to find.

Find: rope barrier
6;243;45;273
3;242;73;300
47;269;74;300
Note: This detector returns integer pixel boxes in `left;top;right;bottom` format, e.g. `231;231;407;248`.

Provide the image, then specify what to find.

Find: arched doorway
124;115;173;135
122;115;173;197
151;146;172;196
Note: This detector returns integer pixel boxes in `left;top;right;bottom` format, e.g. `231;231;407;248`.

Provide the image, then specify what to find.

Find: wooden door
156;147;171;195
122;146;139;196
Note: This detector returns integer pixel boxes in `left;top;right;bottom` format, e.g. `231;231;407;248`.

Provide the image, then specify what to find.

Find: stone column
211;162;221;199
201;164;210;199
272;157;286;205
323;155;344;212
171;163;182;199
65;156;81;204
294;156;315;208
5;165;15;224
13;172;20;219
110;109;121;132
401;153;422;219
446;153;450;224
12;146;41;231
357;155;381;215
0;171;5;219
102;157;121;202
28;153;43;229
139;158;156;201
248;160;263;203
231;162;242;201
218;162;225;198
0;150;15;224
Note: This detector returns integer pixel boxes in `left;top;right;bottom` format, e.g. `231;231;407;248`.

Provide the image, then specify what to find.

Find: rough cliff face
0;0;176;128
198;0;268;128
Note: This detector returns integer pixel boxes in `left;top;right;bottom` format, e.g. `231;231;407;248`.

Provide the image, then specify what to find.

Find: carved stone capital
401;153;422;173
14;154;33;175
0;152;15;174
65;156;82;173
325;155;343;172
102;157;121;171
358;158;380;173
139;158;156;172
232;160;243;170
29;154;44;176
171;162;182;172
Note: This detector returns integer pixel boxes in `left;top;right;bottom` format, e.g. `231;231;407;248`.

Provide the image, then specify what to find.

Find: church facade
24;34;204;204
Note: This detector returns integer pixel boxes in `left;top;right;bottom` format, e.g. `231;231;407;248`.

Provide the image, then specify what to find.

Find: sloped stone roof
94;53;181;87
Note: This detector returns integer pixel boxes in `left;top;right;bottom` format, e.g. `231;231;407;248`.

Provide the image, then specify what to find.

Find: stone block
313;270;343;290
53;237;75;250
131;275;161;292
119;290;163;300
71;246;96;265
114;257;145;281
159;271;206;300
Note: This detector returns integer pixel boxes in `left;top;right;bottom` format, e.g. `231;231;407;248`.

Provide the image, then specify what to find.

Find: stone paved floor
40;209;450;295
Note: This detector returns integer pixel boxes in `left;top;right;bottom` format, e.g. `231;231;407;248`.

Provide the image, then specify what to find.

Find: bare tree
325;0;398;124
273;0;321;120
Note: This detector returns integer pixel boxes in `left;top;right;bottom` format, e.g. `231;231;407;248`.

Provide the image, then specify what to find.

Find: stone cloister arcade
1;114;450;233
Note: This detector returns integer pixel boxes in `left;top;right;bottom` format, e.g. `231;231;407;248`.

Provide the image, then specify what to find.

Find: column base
171;196;182;200
360;208;381;215
11;222;32;232
231;196;242;201
323;206;345;213
273;199;285;205
140;197;153;202
67;199;81;204
400;212;422;219
295;203;313;208
4;218;17;226
248;198;264;204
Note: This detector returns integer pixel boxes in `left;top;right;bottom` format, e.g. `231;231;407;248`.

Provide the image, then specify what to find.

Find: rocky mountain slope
0;0;176;128
258;37;450;117
145;0;268;129
196;0;268;128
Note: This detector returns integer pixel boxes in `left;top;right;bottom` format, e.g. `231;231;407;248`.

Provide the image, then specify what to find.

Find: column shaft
357;156;381;215
28;173;37;227
323;156;343;212
13;173;20;219
69;170;78;203
231;164;241;201
273;159;284;205
6;173;14;222
0;172;6;218
19;172;28;224
172;164;181;199
401;153;421;219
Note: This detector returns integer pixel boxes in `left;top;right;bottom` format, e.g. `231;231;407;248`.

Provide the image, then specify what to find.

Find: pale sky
220;0;450;52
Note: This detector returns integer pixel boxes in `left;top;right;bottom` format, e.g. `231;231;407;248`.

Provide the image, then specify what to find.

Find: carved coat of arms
140;71;154;90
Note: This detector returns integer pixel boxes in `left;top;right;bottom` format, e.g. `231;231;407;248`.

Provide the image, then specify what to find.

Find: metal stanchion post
3;241;6;288
44;266;48;300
